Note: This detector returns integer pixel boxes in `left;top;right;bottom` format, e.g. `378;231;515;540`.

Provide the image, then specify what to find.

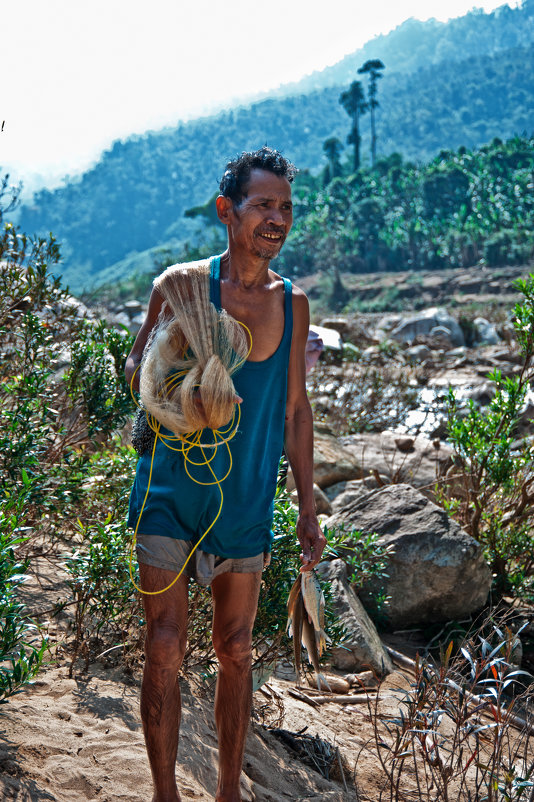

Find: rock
313;484;333;515
325;484;491;628
317;560;394;675
464;381;495;406
287;429;364;491
326;475;388;513
473;317;500;345
375;314;402;336
448;346;467;359
394;437;415;453
319;317;351;340
405;344;431;364
429;325;456;349
131;312;146;328
123;299;143;317
340;432;453;496
292;484;332;515
390;308;464;347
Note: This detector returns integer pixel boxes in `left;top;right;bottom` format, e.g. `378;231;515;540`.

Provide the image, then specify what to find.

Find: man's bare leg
140;563;189;802
211;570;262;802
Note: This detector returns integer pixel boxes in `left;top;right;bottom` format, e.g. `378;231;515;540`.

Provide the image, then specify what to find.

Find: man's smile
256;230;284;243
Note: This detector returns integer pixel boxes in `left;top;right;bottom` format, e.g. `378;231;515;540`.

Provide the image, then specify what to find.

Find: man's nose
266;206;284;226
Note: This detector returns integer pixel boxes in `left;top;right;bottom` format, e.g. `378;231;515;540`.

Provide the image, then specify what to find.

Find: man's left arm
284;287;327;571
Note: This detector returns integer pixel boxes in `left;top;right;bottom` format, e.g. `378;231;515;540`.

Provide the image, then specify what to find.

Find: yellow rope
128;321;252;595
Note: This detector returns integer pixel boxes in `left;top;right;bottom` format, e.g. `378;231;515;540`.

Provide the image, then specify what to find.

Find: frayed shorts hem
135;534;270;587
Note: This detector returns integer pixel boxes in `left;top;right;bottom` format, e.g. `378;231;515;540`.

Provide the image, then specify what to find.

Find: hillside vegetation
15;1;534;290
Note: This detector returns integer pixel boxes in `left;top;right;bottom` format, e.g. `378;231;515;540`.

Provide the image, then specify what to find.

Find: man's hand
296;512;327;572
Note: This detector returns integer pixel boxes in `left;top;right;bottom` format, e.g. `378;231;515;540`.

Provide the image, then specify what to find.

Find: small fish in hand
287;571;330;691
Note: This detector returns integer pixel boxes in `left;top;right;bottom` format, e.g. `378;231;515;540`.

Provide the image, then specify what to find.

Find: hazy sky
1;0;516;189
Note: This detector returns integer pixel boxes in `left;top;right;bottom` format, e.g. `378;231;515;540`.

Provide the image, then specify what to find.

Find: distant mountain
272;1;534;95
17;0;534;291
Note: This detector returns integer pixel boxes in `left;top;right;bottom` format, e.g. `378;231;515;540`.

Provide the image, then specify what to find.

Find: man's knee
145;621;187;671
213;626;252;668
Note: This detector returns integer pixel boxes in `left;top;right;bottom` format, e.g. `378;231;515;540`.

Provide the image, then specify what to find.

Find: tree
339;81;368;171
322;137;343;185
358;59;386;168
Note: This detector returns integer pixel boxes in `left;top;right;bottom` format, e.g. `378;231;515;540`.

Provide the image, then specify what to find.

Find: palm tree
339;81;368;172
358;59;386;168
322;137;343;184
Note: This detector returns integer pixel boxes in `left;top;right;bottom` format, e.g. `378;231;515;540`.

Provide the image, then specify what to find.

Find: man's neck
220;249;272;290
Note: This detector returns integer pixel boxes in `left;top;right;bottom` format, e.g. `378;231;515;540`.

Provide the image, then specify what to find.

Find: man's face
229;168;293;260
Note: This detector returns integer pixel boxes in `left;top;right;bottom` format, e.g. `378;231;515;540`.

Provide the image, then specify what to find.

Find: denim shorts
136;534;271;587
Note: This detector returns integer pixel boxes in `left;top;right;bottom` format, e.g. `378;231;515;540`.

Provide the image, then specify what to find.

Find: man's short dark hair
219;147;297;205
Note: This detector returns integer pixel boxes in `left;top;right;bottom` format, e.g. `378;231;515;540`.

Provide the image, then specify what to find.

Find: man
125;147;326;802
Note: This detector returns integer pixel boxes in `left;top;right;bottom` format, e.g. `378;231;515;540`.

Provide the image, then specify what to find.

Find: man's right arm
124;287;166;392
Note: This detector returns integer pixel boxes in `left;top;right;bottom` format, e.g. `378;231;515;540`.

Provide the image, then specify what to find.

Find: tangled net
140;260;249;434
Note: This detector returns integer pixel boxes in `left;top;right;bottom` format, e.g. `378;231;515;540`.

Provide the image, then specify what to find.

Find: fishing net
139;260;249;434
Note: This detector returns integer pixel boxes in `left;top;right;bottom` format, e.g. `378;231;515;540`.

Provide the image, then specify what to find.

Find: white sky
1;0;516;190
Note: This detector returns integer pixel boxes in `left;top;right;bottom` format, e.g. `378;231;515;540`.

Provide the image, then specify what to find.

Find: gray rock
340;432;453;497
293;484;333;515
317;559;393;674
123;299;143;316
325;484;491;628
376;314;402;336
319;317;350;340
429;325;456;348
327;476;388;513
405;344;431;364
287;429;364;491
473;317;500;345
390;308;464;347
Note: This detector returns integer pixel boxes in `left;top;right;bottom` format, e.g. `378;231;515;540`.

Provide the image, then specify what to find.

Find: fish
301;569;327;657
287;571;331;691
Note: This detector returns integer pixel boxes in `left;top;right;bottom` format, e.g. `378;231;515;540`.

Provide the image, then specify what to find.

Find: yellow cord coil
129;321;252;595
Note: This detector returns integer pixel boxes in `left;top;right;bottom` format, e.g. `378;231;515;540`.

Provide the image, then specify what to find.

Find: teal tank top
128;255;293;558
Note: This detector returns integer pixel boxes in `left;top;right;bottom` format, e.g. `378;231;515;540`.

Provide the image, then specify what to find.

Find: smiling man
125;147;325;802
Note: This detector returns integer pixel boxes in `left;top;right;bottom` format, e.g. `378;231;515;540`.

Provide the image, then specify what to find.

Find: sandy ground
0;656;414;801
1;554;415;802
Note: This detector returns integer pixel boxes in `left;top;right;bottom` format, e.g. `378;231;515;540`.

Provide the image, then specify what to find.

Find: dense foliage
15;2;534;289
0;180;137;693
278;136;534;283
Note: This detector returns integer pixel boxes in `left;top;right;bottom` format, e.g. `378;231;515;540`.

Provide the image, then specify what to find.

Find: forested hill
273;0;534;95
17;2;534;291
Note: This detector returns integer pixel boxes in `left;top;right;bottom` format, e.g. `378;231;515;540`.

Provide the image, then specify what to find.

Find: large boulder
325;484;491;629
317;560;393;675
390;308;464;347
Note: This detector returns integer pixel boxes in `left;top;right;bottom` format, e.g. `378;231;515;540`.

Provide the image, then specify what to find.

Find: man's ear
216;195;234;224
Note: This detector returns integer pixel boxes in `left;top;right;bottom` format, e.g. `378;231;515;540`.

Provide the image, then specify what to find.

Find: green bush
439;274;534;593
0;489;47;702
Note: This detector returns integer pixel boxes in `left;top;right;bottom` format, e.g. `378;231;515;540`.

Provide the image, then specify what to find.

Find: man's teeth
261;233;281;239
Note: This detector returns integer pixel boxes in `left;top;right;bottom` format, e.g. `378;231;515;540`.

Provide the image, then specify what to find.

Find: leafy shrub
0;175;136;690
360;621;534;801
0;490;47;702
439;275;534;593
62;515;143;675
